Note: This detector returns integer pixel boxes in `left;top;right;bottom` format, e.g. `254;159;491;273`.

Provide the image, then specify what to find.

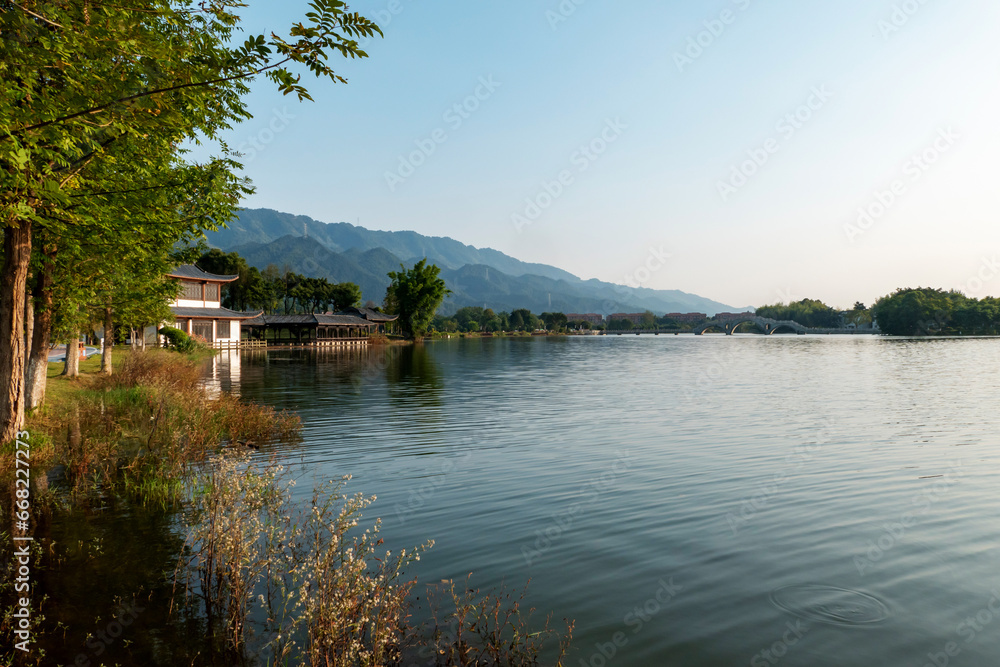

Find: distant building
714;311;755;320
665;312;708;324
165;265;261;345
608;313;645;326
566;313;604;326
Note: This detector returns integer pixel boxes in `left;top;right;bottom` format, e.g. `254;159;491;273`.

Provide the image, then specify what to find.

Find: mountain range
207;208;741;316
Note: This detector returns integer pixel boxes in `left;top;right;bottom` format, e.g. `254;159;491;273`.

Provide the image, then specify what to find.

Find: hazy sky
213;0;1000;309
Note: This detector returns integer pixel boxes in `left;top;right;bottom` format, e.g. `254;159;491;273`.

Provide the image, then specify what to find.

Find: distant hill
230;236;392;303
211;208;578;282
208;209;739;316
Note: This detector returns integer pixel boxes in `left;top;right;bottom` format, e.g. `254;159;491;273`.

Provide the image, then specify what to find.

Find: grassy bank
12;348;299;503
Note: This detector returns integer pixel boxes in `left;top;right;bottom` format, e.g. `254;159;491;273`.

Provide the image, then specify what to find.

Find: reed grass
19;349;299;504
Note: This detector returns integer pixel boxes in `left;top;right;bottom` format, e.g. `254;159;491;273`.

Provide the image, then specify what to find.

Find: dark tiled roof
167;264;239;282
316;314;373;326
345;307;399;322
242;313;374;327
171;306;262;319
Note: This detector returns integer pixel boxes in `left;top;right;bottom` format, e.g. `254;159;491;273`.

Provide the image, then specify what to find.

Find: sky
202;0;1000;310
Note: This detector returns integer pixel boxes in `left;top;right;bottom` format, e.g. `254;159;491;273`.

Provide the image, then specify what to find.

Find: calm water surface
216;336;1000;666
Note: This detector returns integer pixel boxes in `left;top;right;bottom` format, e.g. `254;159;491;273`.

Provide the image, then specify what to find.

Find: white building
165;265;260;346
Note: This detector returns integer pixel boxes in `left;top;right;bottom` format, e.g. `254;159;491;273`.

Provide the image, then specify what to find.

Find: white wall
214;320;241;343
174;297;221;309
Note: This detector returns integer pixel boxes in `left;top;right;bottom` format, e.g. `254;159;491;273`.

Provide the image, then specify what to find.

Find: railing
211;338;373;349
212;339;267;350
312;337;370;347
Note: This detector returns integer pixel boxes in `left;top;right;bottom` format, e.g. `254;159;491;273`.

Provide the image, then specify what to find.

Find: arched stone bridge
693;316;809;336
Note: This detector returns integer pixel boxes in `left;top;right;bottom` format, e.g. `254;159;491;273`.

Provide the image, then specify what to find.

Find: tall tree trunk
24;277;34;385
101;307;113;374
26;257;54;410
62;333;80;378
0;222;32;443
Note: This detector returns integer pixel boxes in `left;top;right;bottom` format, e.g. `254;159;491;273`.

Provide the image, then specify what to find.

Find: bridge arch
728;319;767;334
694;316;809;336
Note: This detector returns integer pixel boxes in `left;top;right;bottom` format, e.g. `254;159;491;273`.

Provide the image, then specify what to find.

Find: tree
197;249;258;311
330;282;363;312
509;311;525;331
0;1;381;441
756;299;841;328
540;312;568;332
874;288;969;335
385;260;450;340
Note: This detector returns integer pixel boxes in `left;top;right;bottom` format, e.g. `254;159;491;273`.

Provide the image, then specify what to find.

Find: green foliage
158;326;195;353
434;306;576;335
28;350;300;502
874;288;1000;335
540;312;568;332
329;281;363;312
509;308;539;332
386;260;450;339
846;302;873;328
607;318;634;331
196;250;362;314
756;299;842;328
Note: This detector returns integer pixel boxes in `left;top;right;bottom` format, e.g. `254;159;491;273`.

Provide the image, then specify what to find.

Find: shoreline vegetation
1;347;572;666
194;248;998;340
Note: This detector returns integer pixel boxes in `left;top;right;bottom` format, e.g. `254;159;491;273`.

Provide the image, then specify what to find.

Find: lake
204;335;1000;666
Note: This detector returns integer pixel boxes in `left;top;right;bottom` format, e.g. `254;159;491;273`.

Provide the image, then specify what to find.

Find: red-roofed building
566;313;604;326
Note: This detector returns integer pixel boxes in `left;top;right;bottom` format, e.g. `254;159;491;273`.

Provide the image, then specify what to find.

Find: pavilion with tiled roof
166;264;261;345
241;313;380;345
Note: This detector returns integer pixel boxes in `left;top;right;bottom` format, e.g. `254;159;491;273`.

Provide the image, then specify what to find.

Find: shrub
159;326;196;352
178;455;574;666
180;458;428;664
